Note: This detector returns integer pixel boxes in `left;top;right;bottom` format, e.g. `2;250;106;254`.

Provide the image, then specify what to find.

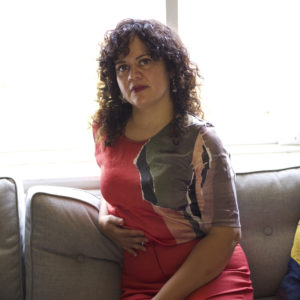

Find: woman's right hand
98;214;148;256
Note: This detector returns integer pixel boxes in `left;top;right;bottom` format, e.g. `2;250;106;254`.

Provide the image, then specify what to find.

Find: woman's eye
116;64;128;72
139;58;151;66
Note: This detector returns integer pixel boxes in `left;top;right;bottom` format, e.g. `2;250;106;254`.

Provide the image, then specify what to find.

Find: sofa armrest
25;185;123;300
0;176;25;300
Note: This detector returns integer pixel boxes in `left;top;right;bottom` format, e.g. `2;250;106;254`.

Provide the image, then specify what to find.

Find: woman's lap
187;244;253;299
121;243;253;300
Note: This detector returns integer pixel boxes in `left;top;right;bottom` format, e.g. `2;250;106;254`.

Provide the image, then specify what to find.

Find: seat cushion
25;185;123;300
0;177;25;300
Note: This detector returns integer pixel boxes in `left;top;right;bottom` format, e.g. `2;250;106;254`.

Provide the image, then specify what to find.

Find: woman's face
115;36;172;112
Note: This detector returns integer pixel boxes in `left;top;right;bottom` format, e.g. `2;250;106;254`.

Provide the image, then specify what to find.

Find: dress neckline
122;120;172;144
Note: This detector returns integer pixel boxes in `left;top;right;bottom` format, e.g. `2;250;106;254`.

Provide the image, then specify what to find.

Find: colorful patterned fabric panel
94;116;240;246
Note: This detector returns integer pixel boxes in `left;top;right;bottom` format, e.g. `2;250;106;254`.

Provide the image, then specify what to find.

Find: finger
123;238;147;251
119;236;149;249
108;215;124;226
124;247;138;256
133;242;147;252
120;233;148;243
123;228;147;237
131;236;148;245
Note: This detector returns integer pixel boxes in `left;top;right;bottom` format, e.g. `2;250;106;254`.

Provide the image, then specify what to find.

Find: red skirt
121;241;253;300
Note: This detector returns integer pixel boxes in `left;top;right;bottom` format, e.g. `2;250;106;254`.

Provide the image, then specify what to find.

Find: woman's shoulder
185;114;215;137
186;115;227;156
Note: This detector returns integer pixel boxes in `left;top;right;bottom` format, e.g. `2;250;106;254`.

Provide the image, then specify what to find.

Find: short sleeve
192;125;240;232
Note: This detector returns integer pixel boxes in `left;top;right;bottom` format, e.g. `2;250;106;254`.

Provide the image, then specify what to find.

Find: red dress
94;117;253;299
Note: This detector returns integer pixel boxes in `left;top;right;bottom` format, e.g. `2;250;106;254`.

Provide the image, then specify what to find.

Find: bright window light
0;0;166;178
178;0;300;145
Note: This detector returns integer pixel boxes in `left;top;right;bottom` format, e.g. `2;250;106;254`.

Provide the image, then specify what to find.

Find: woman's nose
128;65;142;81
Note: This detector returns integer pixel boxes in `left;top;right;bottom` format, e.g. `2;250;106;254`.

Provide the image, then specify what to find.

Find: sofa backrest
236;166;300;298
0;176;25;300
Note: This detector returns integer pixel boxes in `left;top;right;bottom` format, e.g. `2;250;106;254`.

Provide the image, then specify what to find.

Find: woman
93;19;253;300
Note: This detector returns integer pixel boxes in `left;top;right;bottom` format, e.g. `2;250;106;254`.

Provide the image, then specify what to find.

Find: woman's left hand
99;213;148;256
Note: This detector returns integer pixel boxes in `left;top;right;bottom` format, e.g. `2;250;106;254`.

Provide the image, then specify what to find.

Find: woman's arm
98;199;148;256
153;226;241;300
152;126;242;299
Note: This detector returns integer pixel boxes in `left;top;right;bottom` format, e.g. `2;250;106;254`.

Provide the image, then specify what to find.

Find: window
178;0;300;146
1;0;299;185
0;0;166;183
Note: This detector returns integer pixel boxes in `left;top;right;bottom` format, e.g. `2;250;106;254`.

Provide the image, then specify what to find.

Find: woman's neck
125;104;174;142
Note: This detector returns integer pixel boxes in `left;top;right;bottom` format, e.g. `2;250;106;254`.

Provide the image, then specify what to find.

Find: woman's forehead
116;36;149;60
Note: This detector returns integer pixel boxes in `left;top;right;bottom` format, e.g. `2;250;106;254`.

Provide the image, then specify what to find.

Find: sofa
1;166;300;300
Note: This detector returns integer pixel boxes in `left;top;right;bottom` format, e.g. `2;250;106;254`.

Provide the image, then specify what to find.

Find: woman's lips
131;85;148;93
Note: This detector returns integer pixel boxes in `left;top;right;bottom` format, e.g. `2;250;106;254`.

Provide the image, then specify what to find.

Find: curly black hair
93;18;204;146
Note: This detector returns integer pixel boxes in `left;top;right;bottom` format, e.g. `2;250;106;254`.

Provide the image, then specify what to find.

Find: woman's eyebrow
135;53;150;60
115;59;126;65
115;53;150;65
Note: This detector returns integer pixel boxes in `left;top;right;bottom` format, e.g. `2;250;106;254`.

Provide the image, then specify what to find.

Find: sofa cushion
0;177;25;300
277;220;300;299
236;166;300;299
25;185;123;300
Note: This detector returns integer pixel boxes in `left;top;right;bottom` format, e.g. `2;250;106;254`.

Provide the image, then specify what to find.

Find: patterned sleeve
192;125;240;232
